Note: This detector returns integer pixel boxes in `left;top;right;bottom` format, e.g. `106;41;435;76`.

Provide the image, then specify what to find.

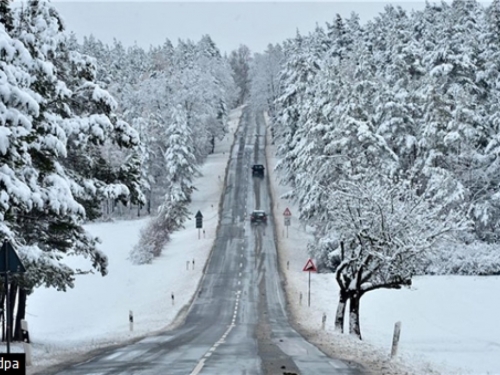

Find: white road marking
191;285;242;372
103;352;123;360
190;359;206;375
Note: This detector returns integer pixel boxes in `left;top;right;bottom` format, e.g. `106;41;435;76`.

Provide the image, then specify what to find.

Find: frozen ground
4;107;499;375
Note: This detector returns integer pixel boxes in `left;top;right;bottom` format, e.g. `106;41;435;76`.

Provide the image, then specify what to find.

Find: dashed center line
189;290;242;375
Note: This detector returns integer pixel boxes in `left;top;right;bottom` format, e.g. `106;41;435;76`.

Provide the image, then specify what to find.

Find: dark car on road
251;164;265;178
250;210;267;224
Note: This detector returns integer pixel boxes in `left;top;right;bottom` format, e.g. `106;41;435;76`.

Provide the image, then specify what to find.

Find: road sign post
195;211;203;239
302;258;317;307
283;208;292;238
0;239;27;354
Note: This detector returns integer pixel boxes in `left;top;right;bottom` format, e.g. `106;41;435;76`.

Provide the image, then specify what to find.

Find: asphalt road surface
41;108;364;375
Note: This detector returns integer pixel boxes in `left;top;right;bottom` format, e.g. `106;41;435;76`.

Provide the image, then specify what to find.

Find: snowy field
6;106;499;375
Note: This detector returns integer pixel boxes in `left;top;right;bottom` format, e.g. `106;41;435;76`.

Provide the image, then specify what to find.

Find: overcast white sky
47;1;492;54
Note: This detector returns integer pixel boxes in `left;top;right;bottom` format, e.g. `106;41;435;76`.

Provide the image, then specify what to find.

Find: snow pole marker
129;310;134;332
391;321;402;358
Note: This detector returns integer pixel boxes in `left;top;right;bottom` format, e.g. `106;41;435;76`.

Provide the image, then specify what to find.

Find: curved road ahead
42;107;364;375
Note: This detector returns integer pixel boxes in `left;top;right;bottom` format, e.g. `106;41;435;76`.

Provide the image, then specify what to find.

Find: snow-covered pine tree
162;105;197;222
0;14;43;241
1;1;90;340
130;105;197;264
80;34;111;85
476;0;500;241
6;0;105;288
1;0;142;303
274;30;326;189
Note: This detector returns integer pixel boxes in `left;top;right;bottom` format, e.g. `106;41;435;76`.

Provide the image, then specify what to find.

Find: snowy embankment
263;112;500;375
20;106;244;374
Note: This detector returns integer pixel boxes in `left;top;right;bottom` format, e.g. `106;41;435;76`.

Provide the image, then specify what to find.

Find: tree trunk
13;288;26;341
349;292;362;340
334;289;349;333
0;290;5;342
147;189;152;215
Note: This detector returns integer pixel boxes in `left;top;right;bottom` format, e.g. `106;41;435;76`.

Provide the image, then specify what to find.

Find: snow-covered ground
8;107;500;375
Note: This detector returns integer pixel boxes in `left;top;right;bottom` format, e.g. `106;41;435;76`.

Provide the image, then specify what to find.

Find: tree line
78;35;239;263
250;0;500;338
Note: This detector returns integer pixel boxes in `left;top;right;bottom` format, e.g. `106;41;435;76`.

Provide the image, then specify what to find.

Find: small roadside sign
0;240;26;273
303;258;317;307
284;217;291;226
302;258;317;272
283;207;292;217
195;211;203;229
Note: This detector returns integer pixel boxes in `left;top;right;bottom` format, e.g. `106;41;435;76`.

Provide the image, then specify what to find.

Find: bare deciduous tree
326;174;469;339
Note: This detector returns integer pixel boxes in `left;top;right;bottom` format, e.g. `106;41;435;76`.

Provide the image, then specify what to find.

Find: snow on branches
326;173;470;338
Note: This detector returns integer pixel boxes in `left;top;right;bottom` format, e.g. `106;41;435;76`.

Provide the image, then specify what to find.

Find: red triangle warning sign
283;207;292;216
302;258;317;272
